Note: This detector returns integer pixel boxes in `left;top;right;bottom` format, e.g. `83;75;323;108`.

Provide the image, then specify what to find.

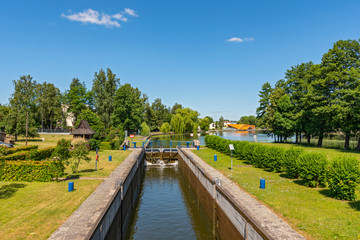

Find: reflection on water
127;167;213;240
152;131;274;145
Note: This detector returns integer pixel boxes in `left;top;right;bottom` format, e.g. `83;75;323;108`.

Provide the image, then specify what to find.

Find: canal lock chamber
103;148;226;240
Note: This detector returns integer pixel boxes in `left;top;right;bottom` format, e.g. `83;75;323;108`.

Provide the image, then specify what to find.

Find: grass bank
14;134;73;149
0;149;131;240
193;148;360;240
259;142;360;161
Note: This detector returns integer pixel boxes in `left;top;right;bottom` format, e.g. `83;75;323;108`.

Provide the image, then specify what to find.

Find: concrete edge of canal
48;148;145;240
180;148;305;240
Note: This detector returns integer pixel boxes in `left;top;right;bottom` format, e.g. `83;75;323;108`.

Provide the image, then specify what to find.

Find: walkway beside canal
49;149;142;240
182;149;304;239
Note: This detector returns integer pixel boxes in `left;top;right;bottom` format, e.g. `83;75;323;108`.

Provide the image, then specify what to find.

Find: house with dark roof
71;120;96;141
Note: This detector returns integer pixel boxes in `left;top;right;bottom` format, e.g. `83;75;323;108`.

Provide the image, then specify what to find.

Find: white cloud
61;8;138;28
227;37;254;43
124;8;138;17
112;13;128;22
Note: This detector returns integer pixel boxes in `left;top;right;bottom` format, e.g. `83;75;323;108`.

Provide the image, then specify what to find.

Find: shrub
0;160;65;182
298;153;329;188
71;139;91;173
100;142;112;150
0;145;38;156
328;156;360;201
283;147;304;178
89;138;101;151
0;147;55;161
52;139;71;164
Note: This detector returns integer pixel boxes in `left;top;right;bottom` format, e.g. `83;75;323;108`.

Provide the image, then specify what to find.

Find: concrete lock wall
48;148;146;240
178;148;304;240
90;150;146;240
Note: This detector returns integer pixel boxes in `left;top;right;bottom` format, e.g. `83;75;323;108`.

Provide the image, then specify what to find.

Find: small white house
209;122;216;130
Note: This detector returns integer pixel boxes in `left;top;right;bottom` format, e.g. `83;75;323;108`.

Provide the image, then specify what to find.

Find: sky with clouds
1;0;360;120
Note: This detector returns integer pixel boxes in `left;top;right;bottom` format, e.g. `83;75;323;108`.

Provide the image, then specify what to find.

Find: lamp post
229;144;234;170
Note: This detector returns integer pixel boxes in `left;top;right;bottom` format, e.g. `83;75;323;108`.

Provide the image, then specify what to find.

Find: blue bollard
179;141;181;147
187;142;189;148
133;142;137;148
197;145;200;150
260;179;266;189
123;145;126;151
214;154;217;162
68;182;74;192
170;141;172;147
109;155;112;161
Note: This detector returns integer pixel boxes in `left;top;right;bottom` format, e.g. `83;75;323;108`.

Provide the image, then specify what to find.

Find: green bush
283;147;304;178
0;145;38;156
298;153;329;188
328;156;360;201
100;142;112;150
0;160;65;182
0;147;55;161
89;138;101;151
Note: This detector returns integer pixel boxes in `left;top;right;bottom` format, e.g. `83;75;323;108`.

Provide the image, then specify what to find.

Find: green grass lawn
0;149;131;240
259;142;360;161
193;148;360;240
14;134;73;149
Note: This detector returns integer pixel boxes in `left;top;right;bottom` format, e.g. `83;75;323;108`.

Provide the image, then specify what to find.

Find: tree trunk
295;132;299;144
317;135;323;147
307;135;311;144
344;134;350;150
15;134;18;141
50;119;53;130
357;137;360;151
299;133;302;144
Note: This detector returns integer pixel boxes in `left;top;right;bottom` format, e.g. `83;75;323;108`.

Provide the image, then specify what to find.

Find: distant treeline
0;68;214;149
256;39;360;150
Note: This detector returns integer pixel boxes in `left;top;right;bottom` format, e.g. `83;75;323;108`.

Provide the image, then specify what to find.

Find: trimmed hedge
0;160;65;182
100;142;112;150
0;147;55;161
204;135;360;200
328;156;360;201
0;145;38;156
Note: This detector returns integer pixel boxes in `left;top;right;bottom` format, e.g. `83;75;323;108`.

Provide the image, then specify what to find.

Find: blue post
68;182;74;192
133;142;137;148
150;141;153;147
179;141;181;147
142;142;145;148
187;142;189;148
214;154;217;162
109;155;112;161
197;145;200;150
123;145;126;151
260;179;266;189
170;141;172;147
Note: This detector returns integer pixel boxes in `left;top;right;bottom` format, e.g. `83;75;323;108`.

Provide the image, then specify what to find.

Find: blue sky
1;0;360;121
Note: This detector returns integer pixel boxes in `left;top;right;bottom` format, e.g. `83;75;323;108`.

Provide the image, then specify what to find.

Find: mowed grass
14;134;73;149
259;142;360;161
193;148;360;240
0;149;131;240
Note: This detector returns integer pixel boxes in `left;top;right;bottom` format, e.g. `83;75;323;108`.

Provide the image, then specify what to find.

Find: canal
151;130;275;146
126;166;213;240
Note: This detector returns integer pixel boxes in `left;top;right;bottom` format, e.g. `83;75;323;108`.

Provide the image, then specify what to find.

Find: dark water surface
151;131;275;146
126;167;213;240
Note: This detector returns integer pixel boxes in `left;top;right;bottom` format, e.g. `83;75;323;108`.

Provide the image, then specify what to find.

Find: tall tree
112;84;145;131
0;104;10;131
320;39;360;150
64;78;92;122
36;82;62;129
284;62;315;143
256;82;273;127
92;68;120;129
151;98;171;127
5;75;38;140
171;103;183;114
